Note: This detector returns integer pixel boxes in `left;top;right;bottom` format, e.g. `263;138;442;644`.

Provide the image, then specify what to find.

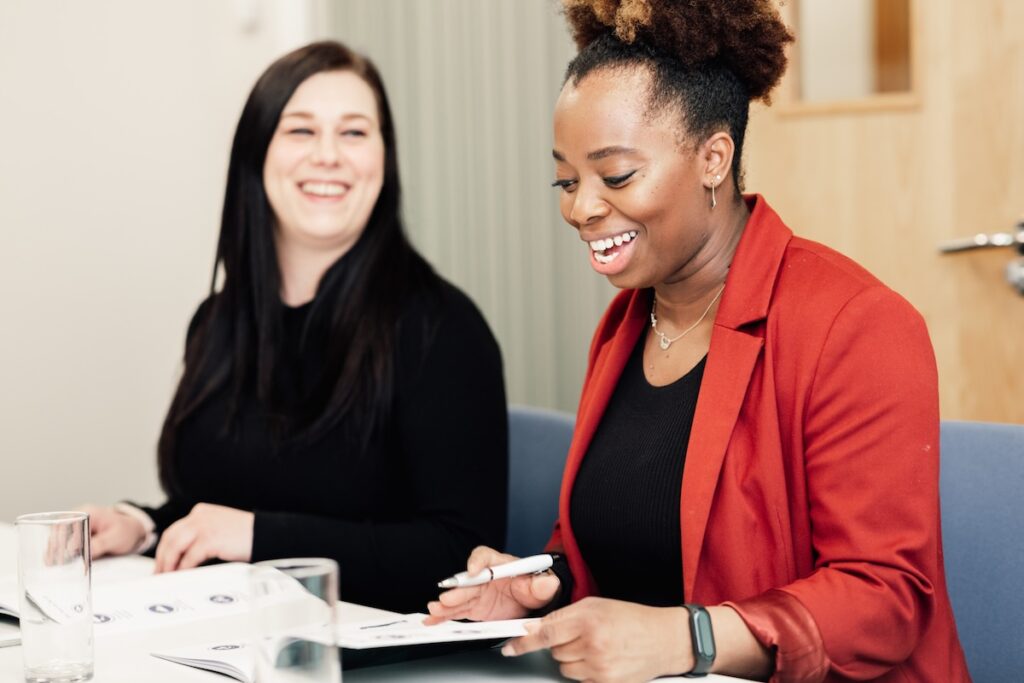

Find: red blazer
547;196;970;682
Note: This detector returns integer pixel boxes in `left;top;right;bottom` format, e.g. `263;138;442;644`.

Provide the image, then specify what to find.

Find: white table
0;523;752;682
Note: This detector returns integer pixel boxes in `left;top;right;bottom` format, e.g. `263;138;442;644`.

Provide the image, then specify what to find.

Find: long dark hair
157;41;439;496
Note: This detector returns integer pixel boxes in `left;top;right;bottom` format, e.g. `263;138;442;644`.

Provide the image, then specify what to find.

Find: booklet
0;560;251;648
152;642;254;683
150;614;536;681
0;620;18;648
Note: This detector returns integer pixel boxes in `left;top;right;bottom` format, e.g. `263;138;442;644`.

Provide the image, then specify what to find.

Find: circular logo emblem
209;594;235;604
147;604;176;614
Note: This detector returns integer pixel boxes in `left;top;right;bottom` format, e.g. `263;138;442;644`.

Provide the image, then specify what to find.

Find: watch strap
682;603;716;677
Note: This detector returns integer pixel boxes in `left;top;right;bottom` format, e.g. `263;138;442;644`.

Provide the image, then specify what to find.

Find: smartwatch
682;603;716;677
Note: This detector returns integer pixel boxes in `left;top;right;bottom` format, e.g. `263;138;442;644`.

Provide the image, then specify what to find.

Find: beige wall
0;0;327;521
798;0;874;101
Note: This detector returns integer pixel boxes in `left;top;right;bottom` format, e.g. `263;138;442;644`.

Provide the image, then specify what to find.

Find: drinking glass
250;558;340;683
16;511;94;683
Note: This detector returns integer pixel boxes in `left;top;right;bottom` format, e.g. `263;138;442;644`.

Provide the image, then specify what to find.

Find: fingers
423;598;478;625
154;523;196;573
423;587;482;624
176;542;211;571
90;530;111;559
555;660;588;681
502;610;581;657
466;545;515;575
550;638;587;664
508;572;560;609
439;586;482;608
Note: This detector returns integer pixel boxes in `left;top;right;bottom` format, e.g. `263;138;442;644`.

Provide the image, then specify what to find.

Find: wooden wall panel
745;0;1022;422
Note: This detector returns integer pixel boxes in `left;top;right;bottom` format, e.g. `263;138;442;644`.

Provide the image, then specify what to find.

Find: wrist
661;606;696;676
112;503;156;553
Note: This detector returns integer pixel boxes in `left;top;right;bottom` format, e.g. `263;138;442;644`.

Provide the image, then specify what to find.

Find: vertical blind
327;0;615;412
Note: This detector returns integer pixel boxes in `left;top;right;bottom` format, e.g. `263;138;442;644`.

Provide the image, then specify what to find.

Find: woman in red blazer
428;1;970;681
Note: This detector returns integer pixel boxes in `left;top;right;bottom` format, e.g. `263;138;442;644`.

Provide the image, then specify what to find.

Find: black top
140;280;508;614
567;333;705;607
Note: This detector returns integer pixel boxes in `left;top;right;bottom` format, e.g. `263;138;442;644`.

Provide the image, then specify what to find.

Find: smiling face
263;70;385;258
553;67;716;290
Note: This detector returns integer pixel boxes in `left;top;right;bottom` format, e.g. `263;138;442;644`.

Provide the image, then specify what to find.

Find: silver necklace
650;286;725;350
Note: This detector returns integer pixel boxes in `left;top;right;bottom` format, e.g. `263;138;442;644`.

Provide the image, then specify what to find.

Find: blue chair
505;405;575;558
940;420;1024;683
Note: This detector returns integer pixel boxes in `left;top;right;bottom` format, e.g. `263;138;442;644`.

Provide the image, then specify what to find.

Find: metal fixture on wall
939;221;1024;295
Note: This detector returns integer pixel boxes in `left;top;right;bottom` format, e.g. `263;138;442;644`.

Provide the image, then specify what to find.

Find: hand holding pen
424;546;562;624
438;552;561;588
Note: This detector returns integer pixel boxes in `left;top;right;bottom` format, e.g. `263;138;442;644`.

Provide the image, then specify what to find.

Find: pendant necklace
650;285;725;351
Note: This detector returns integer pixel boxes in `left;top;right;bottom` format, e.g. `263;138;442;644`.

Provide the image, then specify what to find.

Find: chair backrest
506;405;575;558
939;420;1024;682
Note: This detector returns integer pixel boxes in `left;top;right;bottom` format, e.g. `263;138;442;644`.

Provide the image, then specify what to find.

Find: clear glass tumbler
250;558;340;683
16;511;94;683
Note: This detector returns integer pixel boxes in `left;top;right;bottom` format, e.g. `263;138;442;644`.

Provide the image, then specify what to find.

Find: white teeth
300;181;347;197
594;251;620;265
587;230;638;254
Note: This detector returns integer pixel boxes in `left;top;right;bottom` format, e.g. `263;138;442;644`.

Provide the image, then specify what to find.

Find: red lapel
559;196;793;602
681;196;792;599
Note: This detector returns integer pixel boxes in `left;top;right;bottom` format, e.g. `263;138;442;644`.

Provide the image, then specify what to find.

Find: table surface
0;523;753;682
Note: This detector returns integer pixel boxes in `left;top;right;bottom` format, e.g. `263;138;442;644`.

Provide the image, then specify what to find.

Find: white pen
437;553;561;589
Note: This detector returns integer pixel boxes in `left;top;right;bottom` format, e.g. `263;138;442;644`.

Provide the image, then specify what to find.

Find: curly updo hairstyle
561;0;793;191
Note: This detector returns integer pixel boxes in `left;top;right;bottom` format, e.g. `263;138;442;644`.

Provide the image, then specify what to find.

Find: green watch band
682;603;716;677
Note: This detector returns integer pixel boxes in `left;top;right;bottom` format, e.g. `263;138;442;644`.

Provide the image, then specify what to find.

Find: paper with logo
336;612;537;649
0;561;255;647
150;613;536;679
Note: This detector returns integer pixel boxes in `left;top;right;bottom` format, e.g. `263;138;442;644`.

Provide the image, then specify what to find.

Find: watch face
685;604;716;675
693;609;716;659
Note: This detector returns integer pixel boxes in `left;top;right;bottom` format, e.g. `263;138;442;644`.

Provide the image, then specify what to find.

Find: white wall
0;0;322;521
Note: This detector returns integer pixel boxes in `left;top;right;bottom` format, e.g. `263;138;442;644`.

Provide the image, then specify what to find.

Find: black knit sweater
140;280;508;614
566;335;704;607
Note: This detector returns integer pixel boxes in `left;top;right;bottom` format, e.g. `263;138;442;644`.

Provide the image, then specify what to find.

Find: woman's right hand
424;546;561;624
77;504;146;559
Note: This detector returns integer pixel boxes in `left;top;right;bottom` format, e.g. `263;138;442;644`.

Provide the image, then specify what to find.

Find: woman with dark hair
427;2;970;681
79;41;508;614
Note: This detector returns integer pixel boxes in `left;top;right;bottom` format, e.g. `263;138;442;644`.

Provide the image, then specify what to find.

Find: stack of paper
149;614;536;680
152;642;254;683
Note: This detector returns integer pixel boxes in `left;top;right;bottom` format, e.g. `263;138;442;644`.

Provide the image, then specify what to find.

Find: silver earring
710;174;721;210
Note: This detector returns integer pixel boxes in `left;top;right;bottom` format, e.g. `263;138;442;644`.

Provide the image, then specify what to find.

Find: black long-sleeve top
139;280;508;613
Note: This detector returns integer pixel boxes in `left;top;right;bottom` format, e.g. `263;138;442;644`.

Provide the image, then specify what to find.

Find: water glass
16;511;94;683
250;558;340;683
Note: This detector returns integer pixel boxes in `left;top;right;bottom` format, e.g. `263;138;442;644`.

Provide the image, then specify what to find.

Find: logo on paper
212;644;242;651
93;613;112;624
147;604;176;614
209;594;236;604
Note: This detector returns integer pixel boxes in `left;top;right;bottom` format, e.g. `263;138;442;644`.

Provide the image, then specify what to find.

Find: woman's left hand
154;503;254;573
501;596;692;683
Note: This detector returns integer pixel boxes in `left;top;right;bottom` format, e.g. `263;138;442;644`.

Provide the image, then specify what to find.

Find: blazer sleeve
250;290;509;614
727;286;941;681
